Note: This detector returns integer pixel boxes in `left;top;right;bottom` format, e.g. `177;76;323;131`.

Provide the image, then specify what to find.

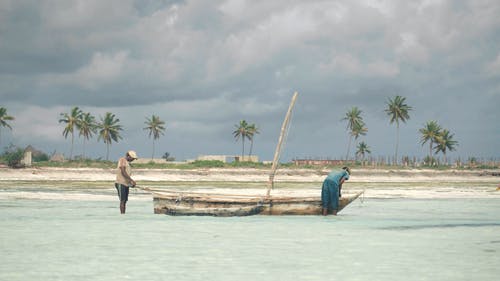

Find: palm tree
59;107;83;160
356;141;371;163
434;129;458;164
233;120;249;160
0;107;15;148
341;107;364;161
385;95;412;164
419;120;441;164
247;123;260;157
351;120;368;153
77;112;97;160
97;112;123;161
144;114;166;159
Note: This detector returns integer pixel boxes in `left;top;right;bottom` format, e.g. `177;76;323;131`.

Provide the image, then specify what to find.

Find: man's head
126;150;138;161
342;166;351;179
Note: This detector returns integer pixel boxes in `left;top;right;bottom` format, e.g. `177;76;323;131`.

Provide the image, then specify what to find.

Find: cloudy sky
1;0;499;162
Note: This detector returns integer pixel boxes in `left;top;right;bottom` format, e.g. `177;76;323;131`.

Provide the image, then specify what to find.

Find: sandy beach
1;166;499;182
1;167;499;199
0;165;500;183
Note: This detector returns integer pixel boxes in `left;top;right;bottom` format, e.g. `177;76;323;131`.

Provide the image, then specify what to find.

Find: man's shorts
115;183;129;202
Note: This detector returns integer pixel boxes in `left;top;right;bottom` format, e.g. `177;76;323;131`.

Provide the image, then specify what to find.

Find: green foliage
191;160;225;167
228;161;268;168
233;120;250;157
59;107;83;160
32;152;49;162
423;156;437;166
342;107;366;160
162;152;175;162
2;145;24;168
476;164;500;169
32;159;115;168
385;95;412;163
97;112;123;160
144;114;166;159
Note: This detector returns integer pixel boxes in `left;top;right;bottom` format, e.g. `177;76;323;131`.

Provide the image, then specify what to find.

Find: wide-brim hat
127;150;138;159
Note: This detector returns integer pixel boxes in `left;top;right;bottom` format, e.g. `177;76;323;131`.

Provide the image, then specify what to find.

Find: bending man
321;167;350;216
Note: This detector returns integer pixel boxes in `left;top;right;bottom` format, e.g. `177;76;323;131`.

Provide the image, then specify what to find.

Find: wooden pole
266;92;298;197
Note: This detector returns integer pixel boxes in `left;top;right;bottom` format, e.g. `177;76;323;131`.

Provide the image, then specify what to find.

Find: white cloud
484;54;500;77
218;0;248;18
319;52;399;77
417;0;445;13
11;105;67;142
41;0;134;30
396;32;429;64
208;2;348;78
40;51;129;90
1;0;499;160
361;0;395;17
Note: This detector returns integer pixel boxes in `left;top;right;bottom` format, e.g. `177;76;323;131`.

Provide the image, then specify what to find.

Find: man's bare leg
120;202;126;214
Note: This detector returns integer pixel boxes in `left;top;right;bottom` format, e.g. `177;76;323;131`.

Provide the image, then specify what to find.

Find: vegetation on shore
1;154;497;170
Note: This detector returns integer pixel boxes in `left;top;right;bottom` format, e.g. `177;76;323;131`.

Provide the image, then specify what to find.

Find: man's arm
120;166;136;187
339;178;346;197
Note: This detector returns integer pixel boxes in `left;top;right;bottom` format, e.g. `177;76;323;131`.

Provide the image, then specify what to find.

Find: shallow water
1;188;499;281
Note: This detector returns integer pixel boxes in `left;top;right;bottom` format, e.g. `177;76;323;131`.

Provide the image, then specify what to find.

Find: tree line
0;106;166;161
342;95;458;165
57;107;166;160
1;99;459;165
232;120;260;159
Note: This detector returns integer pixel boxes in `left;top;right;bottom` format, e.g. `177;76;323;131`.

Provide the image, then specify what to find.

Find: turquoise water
1;191;499;281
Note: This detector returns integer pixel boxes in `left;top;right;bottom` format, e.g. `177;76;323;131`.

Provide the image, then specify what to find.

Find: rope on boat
359;188;366;204
135;186;154;193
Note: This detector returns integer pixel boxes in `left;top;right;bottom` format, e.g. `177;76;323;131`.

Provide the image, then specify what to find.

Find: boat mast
266;92;298;197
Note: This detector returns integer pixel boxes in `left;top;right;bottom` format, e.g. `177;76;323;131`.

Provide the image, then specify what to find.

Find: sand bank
1;167;499;199
1;167;498;183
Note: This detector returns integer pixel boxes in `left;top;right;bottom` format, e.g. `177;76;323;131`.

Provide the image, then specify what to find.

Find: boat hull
153;191;363;216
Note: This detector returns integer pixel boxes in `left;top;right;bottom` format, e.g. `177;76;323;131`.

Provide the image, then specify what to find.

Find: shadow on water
380;222;500;230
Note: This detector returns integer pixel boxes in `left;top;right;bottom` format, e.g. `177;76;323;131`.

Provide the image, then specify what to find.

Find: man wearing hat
321;166;350;216
115;150;138;214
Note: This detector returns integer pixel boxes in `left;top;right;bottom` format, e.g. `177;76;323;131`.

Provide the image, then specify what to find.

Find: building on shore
292;159;353;166
197;155;259;163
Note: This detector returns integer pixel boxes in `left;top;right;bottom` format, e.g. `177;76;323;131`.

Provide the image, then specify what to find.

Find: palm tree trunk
248;140;254;157
106;143;110;161
70;132;74;160
346;135;352;161
152;139;155;160
82;138;86;161
241;139;245;160
395;122;400;165
429;142;433;165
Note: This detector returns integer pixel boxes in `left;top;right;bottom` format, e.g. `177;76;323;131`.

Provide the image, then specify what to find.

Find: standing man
115;150;138;214
321;166;350;216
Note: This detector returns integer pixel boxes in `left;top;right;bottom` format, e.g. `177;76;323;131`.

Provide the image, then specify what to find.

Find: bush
2;146;25;168
32;152;49;162
228;161;267;168
191;160;225;168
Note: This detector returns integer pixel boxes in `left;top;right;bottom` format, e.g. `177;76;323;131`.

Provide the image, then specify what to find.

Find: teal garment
321;170;349;210
326;170;349;184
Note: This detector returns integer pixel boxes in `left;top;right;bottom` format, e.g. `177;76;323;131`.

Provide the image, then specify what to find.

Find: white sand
1;166;499;182
1;167;499;199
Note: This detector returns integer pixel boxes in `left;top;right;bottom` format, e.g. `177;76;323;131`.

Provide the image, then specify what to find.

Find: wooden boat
152;190;364;216
150;92;363;216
